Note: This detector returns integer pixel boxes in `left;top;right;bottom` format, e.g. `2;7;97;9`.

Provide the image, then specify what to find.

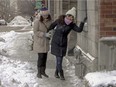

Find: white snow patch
85;71;116;87
0;56;39;87
8;16;30;27
0;31;34;58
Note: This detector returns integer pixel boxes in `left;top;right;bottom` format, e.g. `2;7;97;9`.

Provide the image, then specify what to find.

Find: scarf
64;17;72;25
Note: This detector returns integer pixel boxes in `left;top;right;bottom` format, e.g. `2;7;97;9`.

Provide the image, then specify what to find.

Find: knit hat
40;7;48;11
66;7;76;18
39;7;49;16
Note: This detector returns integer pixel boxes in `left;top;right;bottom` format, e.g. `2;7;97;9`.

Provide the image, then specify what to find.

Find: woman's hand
83;17;87;23
44;32;51;40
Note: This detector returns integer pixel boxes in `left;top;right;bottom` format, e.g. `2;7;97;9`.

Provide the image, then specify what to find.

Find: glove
83;17;87;23
44;32;51;39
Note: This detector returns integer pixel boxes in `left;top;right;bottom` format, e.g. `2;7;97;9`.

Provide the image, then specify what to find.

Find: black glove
83;17;87;23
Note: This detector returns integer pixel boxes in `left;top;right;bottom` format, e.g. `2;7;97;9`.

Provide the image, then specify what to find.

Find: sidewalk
29;52;85;87
14;50;85;87
43;52;74;87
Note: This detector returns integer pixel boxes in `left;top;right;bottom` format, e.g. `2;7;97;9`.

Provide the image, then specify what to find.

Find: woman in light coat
33;7;52;78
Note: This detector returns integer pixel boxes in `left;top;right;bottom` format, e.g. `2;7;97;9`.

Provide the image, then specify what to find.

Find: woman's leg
41;53;49;78
55;56;62;78
56;56;63;72
37;53;43;78
43;53;47;67
37;53;43;67
55;56;65;80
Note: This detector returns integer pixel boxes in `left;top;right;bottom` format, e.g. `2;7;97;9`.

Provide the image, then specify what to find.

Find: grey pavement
9;50;83;87
28;51;85;87
8;49;85;87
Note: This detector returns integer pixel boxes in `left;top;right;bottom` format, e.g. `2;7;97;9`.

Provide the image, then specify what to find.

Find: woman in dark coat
48;7;87;80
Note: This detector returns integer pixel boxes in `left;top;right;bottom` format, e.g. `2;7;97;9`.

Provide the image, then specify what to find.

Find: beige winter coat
33;19;51;53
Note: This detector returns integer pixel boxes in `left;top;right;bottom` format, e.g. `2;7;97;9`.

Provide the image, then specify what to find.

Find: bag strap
42;22;48;30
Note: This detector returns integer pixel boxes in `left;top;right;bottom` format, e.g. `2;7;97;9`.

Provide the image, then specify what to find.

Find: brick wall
100;0;116;37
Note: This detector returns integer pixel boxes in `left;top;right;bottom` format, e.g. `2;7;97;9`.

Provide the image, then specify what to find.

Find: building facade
48;0;116;77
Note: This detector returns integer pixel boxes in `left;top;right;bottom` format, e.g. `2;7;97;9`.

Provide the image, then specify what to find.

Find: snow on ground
0;31;33;58
0;56;39;87
0;31;84;87
0;30;116;87
85;71;116;87
76;45;116;87
0;31;39;87
7;16;30;27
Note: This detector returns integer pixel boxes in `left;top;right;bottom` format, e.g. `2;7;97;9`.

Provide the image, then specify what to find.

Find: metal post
47;0;50;12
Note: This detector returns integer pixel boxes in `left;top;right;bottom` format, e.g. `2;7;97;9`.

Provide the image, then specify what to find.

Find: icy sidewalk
38;52;85;87
0;52;85;87
14;51;85;87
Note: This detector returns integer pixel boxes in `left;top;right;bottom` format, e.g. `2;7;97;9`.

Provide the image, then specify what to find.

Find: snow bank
85;71;116;87
0;31;33;58
0;56;39;87
0;31;40;87
8;16;30;27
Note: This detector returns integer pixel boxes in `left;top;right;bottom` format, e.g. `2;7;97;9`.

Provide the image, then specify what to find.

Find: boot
54;70;60;78
37;68;42;78
41;67;49;78
59;70;65;80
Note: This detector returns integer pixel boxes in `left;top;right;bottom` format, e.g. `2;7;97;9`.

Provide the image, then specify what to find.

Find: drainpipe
47;0;50;12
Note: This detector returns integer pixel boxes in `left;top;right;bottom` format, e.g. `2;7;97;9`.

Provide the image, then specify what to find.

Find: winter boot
37;68;42;78
54;70;60;78
41;67;49;78
59;70;65;80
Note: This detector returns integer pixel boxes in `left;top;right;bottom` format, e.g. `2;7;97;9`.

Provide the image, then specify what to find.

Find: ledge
100;37;116;46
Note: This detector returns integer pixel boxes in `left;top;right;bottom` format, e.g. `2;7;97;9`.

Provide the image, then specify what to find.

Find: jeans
56;56;63;72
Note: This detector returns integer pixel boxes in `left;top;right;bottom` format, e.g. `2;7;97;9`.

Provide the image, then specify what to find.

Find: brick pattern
100;0;116;37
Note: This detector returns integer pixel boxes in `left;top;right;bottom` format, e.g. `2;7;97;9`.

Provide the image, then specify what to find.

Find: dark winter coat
48;19;84;57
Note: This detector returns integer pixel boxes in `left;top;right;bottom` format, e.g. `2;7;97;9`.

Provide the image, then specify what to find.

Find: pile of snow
85;71;116;87
0;31;33;58
8;16;30;27
0;31;40;87
0;56;39;87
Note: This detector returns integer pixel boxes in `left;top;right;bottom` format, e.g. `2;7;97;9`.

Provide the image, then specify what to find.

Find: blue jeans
56;56;63;72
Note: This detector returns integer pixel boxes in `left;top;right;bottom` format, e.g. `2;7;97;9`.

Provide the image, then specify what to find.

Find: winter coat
48;20;84;57
33;19;51;53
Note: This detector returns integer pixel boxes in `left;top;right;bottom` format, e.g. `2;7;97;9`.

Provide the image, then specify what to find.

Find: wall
76;0;99;73
98;0;116;71
100;0;116;37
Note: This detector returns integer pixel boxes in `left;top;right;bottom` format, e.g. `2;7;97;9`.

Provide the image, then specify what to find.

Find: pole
48;0;50;12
